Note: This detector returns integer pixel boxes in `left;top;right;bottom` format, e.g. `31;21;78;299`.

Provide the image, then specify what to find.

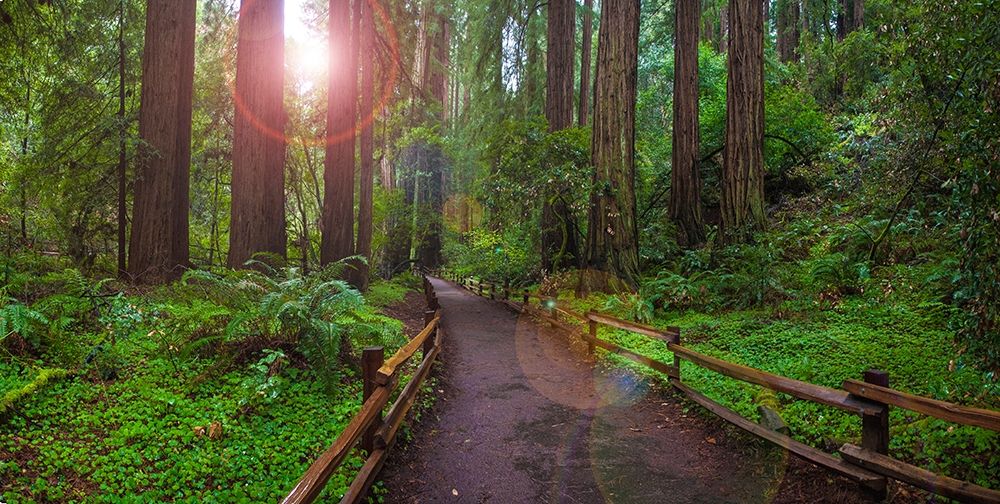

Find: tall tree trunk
523;17;543;116
720;0;766;244
720;4;729;52
851;0;863;31
229;0;287;268
578;0;593;126
210;149;222;265
542;0;580;273
836;0;847;41
670;0;705;247
289;155;311;272
417;15;449;269
321;0;356;266
128;0;196;283
117;0;128;278
384;0;429;276
581;0;640;292
776;0;800;62
356;0;375;290
441;21;451;124
21;80;29;244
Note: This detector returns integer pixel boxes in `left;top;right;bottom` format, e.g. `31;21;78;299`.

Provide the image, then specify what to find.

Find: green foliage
443;227;537;285
0;368;67;418
0;359;367;502
478;117;590;232
0;255;416;501
0;301;50;349
564;293;999;487
365;273;419;307
177;262;404;390
237;349;289;414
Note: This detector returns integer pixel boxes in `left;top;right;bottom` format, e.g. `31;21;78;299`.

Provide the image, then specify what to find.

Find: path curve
379;278;846;503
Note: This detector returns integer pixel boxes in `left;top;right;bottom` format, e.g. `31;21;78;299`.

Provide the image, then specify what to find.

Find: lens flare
228;0;401;148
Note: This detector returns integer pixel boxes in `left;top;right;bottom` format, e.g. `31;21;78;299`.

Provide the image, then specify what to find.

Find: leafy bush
181;263;404;391
443;228;537;285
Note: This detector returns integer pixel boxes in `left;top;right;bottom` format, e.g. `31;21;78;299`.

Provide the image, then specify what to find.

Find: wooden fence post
361;347;384;454
861;370;890;453
423;310;437;356
860;369;890;500
522;288;529;304
489;283;496;300
671;329;681;380
587;319;597;353
504;280;510;300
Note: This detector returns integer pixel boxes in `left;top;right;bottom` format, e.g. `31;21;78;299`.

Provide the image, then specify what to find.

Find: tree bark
720;0;766;244
578;0;593;127
836;0;847;41
582;0;641;292
128;0;196;283
720;3;729;52
321;0;356;266
776;0;800;62
851;0;863;31
116;0;127;278
356;0;375;290
229;0;287;268
670;0;706;247
542;0;580;273
417;15;449;269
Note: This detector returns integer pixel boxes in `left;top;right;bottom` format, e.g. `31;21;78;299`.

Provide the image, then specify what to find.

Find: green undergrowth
2;359;364;502
1;256;423;503
557;292;1000;489
1;357;434;503
365;272;423;308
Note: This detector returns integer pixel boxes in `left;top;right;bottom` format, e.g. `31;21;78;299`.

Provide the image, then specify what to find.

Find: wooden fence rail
282;277;444;504
445;270;1000;504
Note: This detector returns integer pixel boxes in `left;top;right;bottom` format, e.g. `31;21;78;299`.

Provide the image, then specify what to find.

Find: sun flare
285;0;327;76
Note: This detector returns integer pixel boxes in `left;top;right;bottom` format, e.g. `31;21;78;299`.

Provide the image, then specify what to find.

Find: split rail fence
442;271;1000;504
282;276;443;504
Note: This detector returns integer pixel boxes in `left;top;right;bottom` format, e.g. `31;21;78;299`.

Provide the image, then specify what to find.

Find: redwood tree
416;15;449;269
669;0;705;247
578;0;593;126
776;0;800;63
582;0;640;291
542;0;580;272
229;0;287;268
356;0;375;289
321;0;356;266
128;0;196;283
720;0;765;244
851;0;864;31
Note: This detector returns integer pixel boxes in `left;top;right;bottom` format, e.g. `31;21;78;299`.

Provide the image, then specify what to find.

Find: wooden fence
444;271;1000;504
281;277;443;504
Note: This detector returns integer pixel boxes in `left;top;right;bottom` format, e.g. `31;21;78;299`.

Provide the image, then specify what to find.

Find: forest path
378;278;796;504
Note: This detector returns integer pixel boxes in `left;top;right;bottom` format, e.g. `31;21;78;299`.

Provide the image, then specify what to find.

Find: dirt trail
379;278;864;503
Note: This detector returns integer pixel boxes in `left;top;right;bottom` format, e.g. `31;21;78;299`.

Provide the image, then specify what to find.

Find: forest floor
379;278;877;503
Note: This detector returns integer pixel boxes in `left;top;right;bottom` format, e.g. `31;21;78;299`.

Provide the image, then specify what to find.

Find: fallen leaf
452;489;459;496
208;421;223;440
706;437;717;445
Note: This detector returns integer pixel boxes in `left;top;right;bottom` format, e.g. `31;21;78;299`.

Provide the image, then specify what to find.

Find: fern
0;303;50;348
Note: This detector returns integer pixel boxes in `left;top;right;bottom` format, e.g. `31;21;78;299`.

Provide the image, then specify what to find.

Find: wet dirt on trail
379;278;871;504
